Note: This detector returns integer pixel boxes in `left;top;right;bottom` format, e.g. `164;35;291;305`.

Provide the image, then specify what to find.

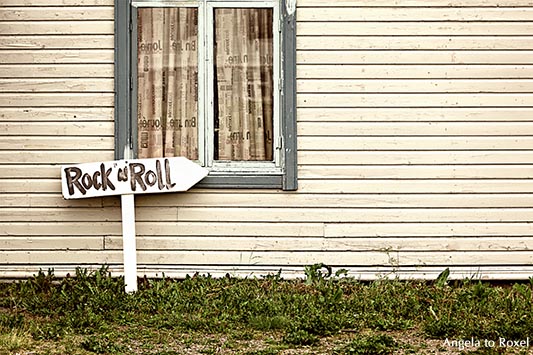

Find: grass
333;334;397;355
0;266;532;354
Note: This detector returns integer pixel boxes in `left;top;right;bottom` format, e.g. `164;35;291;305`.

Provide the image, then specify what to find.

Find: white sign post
61;157;209;292
121;192;137;292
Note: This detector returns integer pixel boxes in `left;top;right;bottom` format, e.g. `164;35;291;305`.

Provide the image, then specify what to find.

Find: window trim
114;0;297;190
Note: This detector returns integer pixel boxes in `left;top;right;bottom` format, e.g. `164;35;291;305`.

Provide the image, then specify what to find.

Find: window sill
196;173;283;189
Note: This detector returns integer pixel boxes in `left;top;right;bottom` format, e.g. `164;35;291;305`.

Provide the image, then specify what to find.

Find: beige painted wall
1;0;533;280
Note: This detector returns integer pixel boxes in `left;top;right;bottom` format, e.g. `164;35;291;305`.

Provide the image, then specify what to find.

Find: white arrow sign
61;157;208;293
61;157;208;199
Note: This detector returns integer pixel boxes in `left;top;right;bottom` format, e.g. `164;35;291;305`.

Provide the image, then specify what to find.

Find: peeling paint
285;0;296;16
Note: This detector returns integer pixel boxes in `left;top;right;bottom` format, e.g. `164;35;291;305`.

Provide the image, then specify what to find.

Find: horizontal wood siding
1;0;533;280
294;0;533;279
0;0;116;275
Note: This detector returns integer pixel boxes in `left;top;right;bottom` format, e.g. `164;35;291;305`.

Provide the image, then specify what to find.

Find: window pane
214;8;274;161
137;7;199;160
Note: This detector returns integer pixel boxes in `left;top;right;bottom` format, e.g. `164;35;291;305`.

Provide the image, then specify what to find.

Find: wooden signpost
61;157;209;292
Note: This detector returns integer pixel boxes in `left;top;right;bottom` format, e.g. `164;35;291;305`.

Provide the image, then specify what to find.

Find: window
115;0;297;190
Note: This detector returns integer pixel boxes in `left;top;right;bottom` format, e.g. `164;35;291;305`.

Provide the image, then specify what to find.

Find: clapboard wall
1;0;533;280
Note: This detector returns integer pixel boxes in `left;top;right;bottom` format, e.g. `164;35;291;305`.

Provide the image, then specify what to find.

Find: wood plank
0;7;113;20
297;79;533;94
298;179;533;193
2;0;113;5
0;122;114;135
105;236;326;251
0;137;113;151
0;237;103;250
104;235;533;252
298;122;533;136
298;0;533;6
325;223;533;237
339;266;533;281
0;165;59;179
133;222;324;237
0;250;121;264
297;22;533;36
5;192;533;209
298;8;533;21
0;36;113;50
0;21;114;35
3;250;533;266
1;179;63;194
0;208;121;222
0;151;114;163
0;64;114;77
297;107;533;122
0;221;321;237
299;165;533;179
299;137;533;150
0;194;106;208
137;236;533;252
131;265;533;281
11;202;528;224
0;50;114;64
298;36;533;50
0;236;533;252
136;193;533;209
0;107;113;121
298;93;533;108
0;93;114;107
297;50;533;65
297;65;533;79
298;151;533;165
172;207;533;223
0;78;113;92
1;222;121;236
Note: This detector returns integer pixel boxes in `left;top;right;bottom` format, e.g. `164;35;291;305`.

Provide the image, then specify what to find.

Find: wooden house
1;0;533;280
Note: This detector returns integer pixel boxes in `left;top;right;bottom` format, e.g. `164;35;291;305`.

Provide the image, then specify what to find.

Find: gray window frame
114;0;297;190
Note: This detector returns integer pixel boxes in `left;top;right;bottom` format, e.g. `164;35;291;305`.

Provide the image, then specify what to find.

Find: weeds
80;333;124;354
0;265;532;354
0;329;32;352
282;328;319;346
333;334;398;355
243;349;280;355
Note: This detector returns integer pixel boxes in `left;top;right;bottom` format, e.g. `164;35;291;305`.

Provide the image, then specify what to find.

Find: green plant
2;266;533;354
304;263;348;285
435;268;450;288
30;321;65;341
0;312;25;329
304;263;332;285
80;333;123;354
334;334;398;355
0;329;32;352
282;329;319;346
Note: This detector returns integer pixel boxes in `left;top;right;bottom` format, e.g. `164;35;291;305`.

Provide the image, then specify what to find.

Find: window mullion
272;1;281;168
130;5;139;158
205;2;215;168
197;1;208;167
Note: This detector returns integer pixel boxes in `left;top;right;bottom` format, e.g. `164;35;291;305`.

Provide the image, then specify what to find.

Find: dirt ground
119;330;533;355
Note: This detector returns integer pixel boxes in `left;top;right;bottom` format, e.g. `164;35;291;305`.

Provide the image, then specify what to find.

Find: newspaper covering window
137;7;199;160
137;7;274;162
214;8;274;161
